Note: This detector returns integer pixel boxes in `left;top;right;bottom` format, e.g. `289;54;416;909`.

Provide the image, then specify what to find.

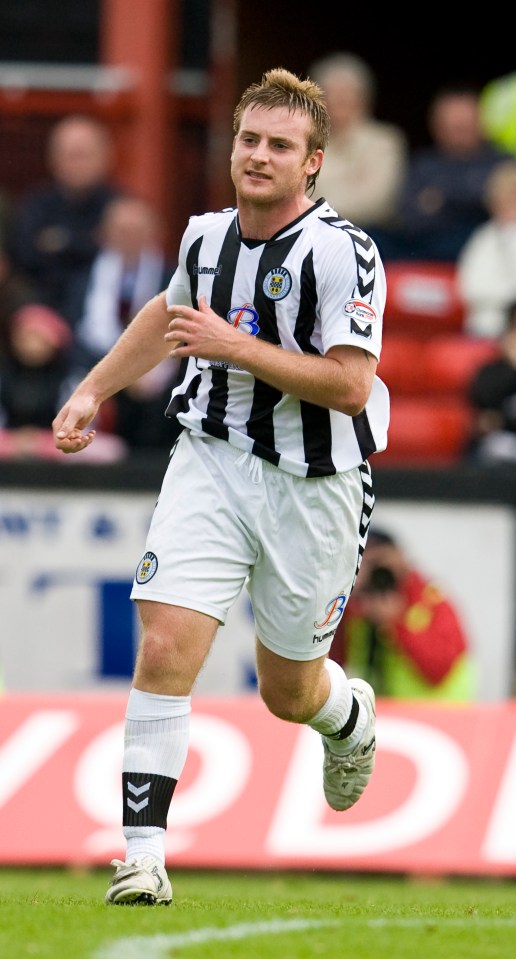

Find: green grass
0;869;515;959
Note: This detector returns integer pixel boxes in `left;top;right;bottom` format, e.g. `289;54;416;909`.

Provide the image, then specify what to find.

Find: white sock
125;833;167;864
123;687;191;864
308;659;367;756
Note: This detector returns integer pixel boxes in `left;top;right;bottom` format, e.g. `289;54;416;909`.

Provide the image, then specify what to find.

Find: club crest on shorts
262;267;292;300
135;551;158;584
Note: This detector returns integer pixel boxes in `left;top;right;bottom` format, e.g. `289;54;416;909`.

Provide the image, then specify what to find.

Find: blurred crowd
310;54;516;467
1;60;516;463
0;114;180;462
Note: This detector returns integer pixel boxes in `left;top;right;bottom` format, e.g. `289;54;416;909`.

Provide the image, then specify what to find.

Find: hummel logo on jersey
351;318;372;338
193;264;222;275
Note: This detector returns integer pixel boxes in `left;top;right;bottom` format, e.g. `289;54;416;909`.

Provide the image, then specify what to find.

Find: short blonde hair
233;67;330;192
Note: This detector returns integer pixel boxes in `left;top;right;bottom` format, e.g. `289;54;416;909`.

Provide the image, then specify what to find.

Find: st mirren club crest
135;551;158;584
263;267;292;300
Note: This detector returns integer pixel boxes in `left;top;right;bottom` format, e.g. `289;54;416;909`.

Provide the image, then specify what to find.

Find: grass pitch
0;868;515;959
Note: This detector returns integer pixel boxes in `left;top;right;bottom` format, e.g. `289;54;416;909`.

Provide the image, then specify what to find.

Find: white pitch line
94;914;516;959
94;917;339;959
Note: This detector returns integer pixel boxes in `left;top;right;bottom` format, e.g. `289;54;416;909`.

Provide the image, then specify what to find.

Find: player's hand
165;296;235;361
52;395;99;454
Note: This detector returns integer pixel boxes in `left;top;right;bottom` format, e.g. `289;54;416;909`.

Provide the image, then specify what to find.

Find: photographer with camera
330;528;476;700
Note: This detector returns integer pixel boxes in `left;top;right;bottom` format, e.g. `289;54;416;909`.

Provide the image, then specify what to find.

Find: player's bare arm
166;296;377;415
53;291;172;453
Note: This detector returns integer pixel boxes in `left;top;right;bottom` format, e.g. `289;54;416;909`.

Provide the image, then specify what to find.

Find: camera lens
366;565;398;592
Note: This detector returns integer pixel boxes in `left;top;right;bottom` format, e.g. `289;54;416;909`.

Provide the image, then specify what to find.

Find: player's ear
307;148;324;176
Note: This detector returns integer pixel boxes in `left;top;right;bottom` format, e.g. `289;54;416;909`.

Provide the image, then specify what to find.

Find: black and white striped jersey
165;198;389;477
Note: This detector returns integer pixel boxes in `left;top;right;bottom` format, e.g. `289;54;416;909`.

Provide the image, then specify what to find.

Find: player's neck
237;195;314;241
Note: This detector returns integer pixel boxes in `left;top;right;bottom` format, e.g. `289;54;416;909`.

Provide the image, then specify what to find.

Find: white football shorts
130;430;374;661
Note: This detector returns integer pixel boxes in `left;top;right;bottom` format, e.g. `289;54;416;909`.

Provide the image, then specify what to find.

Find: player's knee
135;632;172;683
259;680;312;724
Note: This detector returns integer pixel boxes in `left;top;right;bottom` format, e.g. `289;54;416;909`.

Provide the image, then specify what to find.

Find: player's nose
250;140;269;162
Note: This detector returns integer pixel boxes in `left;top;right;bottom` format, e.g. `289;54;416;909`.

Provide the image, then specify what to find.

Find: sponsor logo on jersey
208;360;246;371
202;304;259;372
226;303;260;335
135;551;158;584
344;299;377;338
343;299;377;322
193;264;222;275
263;267;292;300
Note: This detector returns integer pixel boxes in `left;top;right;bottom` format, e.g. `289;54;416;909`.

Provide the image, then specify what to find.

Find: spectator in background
68;195;179;452
457;160;516;338
310;52;408;243
383;86;509;262
330;527;476;701
8;114;121;323
0;304;72;458
0;303;126;462
0;244;38;359
466;301;516;463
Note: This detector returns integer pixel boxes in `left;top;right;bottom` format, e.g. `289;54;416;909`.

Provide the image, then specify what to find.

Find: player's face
231;105;322;206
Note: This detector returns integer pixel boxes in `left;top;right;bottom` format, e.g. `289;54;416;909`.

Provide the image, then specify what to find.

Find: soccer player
52;67;389;904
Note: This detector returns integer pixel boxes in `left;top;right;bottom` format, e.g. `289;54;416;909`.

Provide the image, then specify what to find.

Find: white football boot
105;855;172;905
322;678;376;811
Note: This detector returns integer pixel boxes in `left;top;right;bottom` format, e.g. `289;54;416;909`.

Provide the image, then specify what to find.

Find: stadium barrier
0;463;514;701
1;691;516;876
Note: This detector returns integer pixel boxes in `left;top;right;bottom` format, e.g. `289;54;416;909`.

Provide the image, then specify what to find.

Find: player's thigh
134;599;220;693
250;463;372;661
130;431;256;622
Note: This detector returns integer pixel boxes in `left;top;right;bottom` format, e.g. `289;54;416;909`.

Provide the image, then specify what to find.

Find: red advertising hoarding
1;693;515;875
